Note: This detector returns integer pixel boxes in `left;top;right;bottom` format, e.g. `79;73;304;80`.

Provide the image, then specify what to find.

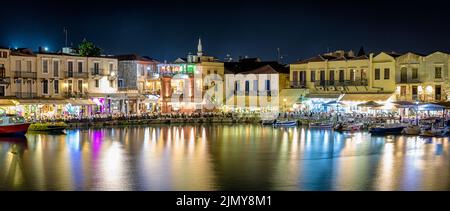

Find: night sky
1;0;449;63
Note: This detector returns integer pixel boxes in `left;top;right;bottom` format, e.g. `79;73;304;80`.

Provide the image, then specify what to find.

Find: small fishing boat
28;122;68;133
369;124;405;135
0;114;30;136
261;119;275;126
273;120;297;127
402;125;421;135
420;127;447;137
335;122;364;132
309;122;334;129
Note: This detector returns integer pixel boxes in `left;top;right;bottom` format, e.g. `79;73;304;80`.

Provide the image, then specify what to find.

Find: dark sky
1;0;449;63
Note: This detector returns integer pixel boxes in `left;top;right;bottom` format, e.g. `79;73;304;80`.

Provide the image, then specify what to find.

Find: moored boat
261;119;275;126
420;126;447;137
273;120;297;127
0;114;30;136
402;125;421;135
369;124;405;135
336;123;364;132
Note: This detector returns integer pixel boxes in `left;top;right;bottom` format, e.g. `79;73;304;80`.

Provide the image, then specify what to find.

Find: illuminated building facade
117;54;160;114
224;58;291;113
159;39;224;113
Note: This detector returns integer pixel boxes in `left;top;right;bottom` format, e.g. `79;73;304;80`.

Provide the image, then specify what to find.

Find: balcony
290;81;306;88
64;92;87;98
15;92;37;98
398;79;421;84
0;77;10;84
14;71;37;78
64;71;89;78
314;79;368;87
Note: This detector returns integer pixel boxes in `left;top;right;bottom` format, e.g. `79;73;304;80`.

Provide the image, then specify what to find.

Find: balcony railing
64;71;89;78
14;71;37;78
290;81;306;88
90;68;106;76
0;77;10;84
314;79;368;87
64;92;87;98
15;92;37;98
399;79;421;84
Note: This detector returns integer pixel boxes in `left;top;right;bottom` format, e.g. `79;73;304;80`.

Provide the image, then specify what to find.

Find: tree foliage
78;39;102;57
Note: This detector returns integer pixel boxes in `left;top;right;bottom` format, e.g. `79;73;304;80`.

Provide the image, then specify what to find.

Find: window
400;86;406;96
78;61;83;73
15;60;21;72
412;68;418;80
54;80;59;94
27;61;32;72
292;71;298;82
1;52;7;58
0;64;5;77
339;70;345;82
265;80;270;90
68;61;73;72
94;62;99;74
412;86;418;101
253;80;258;92
95;79;99;88
43;80;48;94
375;68;380;80
109;80;114;88
53;60;59;77
68;80;73;93
435;67;442;79
140;64;145;76
0;86;4;96
350;69;355;81
310;70;315;82
329;70;335;85
436;85;442;100
78;80;83;92
118;79;124;88
42;60;48;73
384;68;390;80
235;81;240;92
245;80;250;95
400;67;407;83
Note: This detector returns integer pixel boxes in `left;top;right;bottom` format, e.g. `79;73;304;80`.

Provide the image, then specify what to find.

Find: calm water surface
0;124;449;191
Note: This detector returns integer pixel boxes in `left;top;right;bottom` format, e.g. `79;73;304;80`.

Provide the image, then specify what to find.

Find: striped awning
16;99;67;105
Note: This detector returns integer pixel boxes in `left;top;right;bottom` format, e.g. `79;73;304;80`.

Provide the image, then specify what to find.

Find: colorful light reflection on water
0;125;449;191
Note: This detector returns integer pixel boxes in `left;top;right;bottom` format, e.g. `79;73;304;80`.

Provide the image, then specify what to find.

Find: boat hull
0;123;30;136
370;127;405;135
273;121;297;127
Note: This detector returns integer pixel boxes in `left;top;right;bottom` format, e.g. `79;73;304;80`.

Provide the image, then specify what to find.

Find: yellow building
224;58;290;113
290;50;397;112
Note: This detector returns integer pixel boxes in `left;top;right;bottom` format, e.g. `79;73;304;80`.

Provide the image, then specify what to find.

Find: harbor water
0;124;449;190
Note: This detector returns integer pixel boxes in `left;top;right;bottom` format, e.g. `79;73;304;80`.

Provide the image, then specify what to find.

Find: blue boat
369;124;405;135
273;120;297;127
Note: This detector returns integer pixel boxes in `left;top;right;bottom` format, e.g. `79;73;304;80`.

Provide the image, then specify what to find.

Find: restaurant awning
305;93;342;99
0;99;19;106
16;99;67;105
66;99;97;106
340;93;394;102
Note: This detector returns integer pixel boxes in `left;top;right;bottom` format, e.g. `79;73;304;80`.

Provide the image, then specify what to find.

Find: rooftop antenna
277;48;280;63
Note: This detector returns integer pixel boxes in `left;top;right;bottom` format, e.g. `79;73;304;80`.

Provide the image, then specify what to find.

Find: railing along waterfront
290;81;306;88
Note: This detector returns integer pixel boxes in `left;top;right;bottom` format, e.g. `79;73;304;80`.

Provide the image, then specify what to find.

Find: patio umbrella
357;101;383;108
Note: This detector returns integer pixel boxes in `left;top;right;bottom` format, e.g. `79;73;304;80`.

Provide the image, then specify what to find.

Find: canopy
418;103;445;110
66;99;97;106
341;93;393;102
0;99;18;106
357;101;383;108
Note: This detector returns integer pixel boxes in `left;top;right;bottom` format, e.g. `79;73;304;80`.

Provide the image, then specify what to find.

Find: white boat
273;120;297;127
261;119;275;125
420;127;447;137
402;125;421;135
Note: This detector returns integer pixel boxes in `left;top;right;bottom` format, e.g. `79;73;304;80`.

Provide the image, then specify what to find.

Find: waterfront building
223;58;291;113
159;38;224;113
290;50;397;112
116;54;160;114
0;47;11;98
394;51;449;103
